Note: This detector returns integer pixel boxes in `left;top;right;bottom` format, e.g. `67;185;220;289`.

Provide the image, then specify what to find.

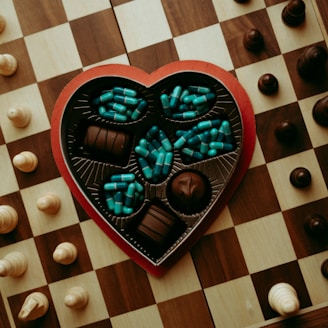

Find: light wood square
0;0;23;43
83;54;130;71
267;149;327;211
249;136;266;168
0;145;19;197
204;205;234;235
235;213;296;274
205;275;264;327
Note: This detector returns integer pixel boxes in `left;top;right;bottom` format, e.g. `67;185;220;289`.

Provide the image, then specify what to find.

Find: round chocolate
274;120;298;142
282;0;306;27
304;214;328;236
312;96;328;127
168;171;211;214
258;73;279;95
243;29;264;52
289;167;311;188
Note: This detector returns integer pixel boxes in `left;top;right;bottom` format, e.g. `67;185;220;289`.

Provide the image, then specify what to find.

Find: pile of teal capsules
93;87;147;122
160;85;215;119
104;173;144;216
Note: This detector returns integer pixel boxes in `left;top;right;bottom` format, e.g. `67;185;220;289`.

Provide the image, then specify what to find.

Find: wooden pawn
0;205;18;234
7;106;31;128
0;251;27;277
64;286;89;309
37;193;61;214
53;242;78;265
18;292;49;321
0;54;17;76
13;151;38;173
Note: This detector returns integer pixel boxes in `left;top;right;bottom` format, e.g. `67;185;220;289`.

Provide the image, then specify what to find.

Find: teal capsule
172;111;197;120
158;130;172;152
200;131;210;154
182;94;198;104
114;191;123;215
123;206;134;215
174;130;194;149
176;129;187;137
102;111;127;122
193;93;216;106
135;145;157;162
181;147;204;160
217;123;225;142
154;151;165;177
131;99;147;120
110;173;135;182
209;141;234;151
124;182;136;207
105;192;115;211
162;152;173;175
169;85;182;108
208;148;217;157
188;133;203;146
179;89;189;101
188;86;212;94
98;105;107;116
151;139;164;153
221;120;234;143
104;182;128;191
194;103;209;115
147;141;159;158
138;157;153;179
178;104;191;112
93;91;114;105
107;102;127;113
139;138;148;148
210;128;219;141
113;94;138;106
160;94;172;117
145;126;159;140
134;180;144;193
197;119;221;130
113;87;137;97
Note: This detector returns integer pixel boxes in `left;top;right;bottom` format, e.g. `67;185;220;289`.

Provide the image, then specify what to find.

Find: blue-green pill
193;93;216;106
182;94;198;104
145;126;159;140
181;148;204;160
131;99;147;120
209;141;234;151
114;191;123;215
135;145;157;162
163;152;173;175
107;102;127;113
123;206;134;215
200;131;210;154
104;182;128;191
102;111;127;122
179;89;189;101
147;142;159;158
221;120;234;143
188;86;212;94
124;183;136;207
105;192;115;211
169;85;182;108
172;111;197;120
154;151;165;177
93;91;114;105
98;105;107;116
138;157;153;179
197;119;221;130
113;87;137;97
158;130;172;152
113;94;138;106
208;149;217;157
134;181;144;193
110;173;135;182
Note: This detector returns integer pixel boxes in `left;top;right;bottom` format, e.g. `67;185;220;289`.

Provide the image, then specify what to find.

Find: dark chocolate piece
243;29;264;52
304;214;328;236
297;45;328;81
258;73;279;95
312;96;328;127
274;120;298;142
289;167;311;188
282;0;306;27
136;204;179;245
234;0;249;3
168;171;210;214
321;259;328;279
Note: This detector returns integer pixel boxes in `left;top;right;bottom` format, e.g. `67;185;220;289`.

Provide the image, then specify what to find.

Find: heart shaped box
51;61;255;276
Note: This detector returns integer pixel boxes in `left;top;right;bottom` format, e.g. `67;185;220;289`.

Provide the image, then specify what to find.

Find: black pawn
258;73;279;95
243;29;264;52
289;167;311;188
321;259;328;279
313;96;328;127
304;214;328;236
297;45;328;81
274;120;298;142
282;0;306;27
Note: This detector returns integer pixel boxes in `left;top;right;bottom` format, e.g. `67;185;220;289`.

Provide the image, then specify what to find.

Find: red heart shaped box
51;60;255;276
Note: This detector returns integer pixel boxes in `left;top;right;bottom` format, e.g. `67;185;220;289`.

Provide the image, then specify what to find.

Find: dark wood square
80;319;112;328
220;9;280;69
0;38;36;95
7;285;60;328
228;165;281;224
251;261;312;320
315;144;328;188
129;39;179;74
161;0;218;37
283;41;328;100
191;228;248;288
6;130;60;189
158;291;214;328
69;9;125;67
256;102;312;163
13;0;67;35
111;0;133;6
283;197;328;258
0;291;11;328
96;260;155;317
0;191;32;246
264;0;287;5
316;0;328;35
34;224;93;283
0;128;5;145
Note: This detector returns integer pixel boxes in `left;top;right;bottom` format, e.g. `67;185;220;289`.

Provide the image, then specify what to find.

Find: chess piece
282;0;306;27
312;96;328;127
7;106;31;128
304;214;328;236
18;292;49;321
243;29;264;52
274;120;298;142
0;54;18;76
0;14;6;33
297;45;328;81
289;167;311;188
258;73;279;95
37;193;61;214
12;151;38;173
64;286;89;309
234;0;249;3
268;283;300;316
0;205;18;234
321;259;328;279
0;251;27;277
53;242;78;265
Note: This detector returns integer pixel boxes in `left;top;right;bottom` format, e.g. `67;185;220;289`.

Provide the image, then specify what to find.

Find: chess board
0;0;328;327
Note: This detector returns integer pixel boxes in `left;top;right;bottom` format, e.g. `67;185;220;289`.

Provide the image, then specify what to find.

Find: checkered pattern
0;0;328;327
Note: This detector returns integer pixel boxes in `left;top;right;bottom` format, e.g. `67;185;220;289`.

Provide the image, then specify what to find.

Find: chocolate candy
243;29;264;52
289;167;311;188
312;96;328;127
258;73;279;95
282;0;306;27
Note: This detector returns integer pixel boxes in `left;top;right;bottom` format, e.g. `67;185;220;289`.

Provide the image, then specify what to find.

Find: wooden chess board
0;0;328;327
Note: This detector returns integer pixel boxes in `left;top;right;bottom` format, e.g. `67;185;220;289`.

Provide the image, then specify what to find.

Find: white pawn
64;286;89;309
0;15;6;33
0;54;17;76
0;251;27;277
53;242;78;265
37;193;61;214
0;205;18;234
13;151;38;173
268;282;300;316
18;292;49;321
7;106;31;128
